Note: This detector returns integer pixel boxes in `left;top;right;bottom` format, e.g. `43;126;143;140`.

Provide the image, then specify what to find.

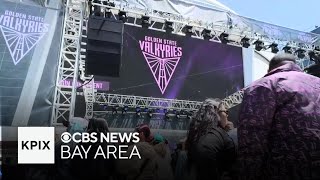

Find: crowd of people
3;53;320;180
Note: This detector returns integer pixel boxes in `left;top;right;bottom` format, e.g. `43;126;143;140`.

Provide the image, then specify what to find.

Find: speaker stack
85;16;124;77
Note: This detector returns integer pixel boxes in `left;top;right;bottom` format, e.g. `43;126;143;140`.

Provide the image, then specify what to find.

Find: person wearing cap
135;124;154;143
116;124;158;180
151;133;174;180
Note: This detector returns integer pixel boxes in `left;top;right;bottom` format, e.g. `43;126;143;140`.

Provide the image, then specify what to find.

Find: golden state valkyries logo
0;10;50;65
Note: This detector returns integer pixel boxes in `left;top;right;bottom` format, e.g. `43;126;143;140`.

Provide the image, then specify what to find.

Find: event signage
60;79;110;91
0;10;50;65
139;36;183;94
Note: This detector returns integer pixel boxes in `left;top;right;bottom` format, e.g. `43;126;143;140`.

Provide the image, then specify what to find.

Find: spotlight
147;109;153;118
103;1;115;7
112;106;118;115
141;15;150;28
164;109;170;119
165;20;174;33
136;107;141;117
283;45;292;54
219;32;229;44
201;29;212;40
183;25;193;37
269;43;279;53
103;1;115;18
295;48;306;59
175;110;180;119
187;111;193;119
118;10;127;22
253;40;264;51
122;106;128;115
240;37;250;48
104;10;112;18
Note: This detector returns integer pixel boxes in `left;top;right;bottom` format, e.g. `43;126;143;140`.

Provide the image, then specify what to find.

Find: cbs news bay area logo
18;127;141;164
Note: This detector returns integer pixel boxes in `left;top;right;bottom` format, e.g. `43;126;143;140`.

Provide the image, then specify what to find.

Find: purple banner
60;79;110;91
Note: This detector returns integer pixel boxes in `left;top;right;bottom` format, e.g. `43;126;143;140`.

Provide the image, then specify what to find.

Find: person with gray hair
238;53;320;180
184;98;236;180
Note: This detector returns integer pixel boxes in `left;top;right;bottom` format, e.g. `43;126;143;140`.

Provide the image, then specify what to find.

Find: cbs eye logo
61;132;72;143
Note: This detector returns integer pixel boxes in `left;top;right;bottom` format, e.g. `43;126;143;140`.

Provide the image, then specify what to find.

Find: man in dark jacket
238;53;320;180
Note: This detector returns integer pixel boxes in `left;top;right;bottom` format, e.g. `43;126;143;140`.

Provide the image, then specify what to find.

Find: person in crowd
151;133;174;180
25;117;89;180
71;118;114;180
173;138;188;180
238;53;320;180
185;98;237;180
135;124;154;143
115;124;158;180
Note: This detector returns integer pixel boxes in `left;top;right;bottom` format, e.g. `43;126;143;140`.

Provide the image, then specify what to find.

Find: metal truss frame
79;18;95;119
53;0;318;124
92;1;320;54
51;0;85;124
95;93;203;111
221;89;244;109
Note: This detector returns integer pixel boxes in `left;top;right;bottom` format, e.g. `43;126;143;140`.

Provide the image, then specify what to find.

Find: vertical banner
0;0;63;126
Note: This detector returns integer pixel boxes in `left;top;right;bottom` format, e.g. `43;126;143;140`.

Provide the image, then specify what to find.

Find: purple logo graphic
139;36;183;94
0;10;49;65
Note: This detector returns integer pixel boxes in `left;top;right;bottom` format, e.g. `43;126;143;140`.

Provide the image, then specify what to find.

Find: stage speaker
86;16;124;77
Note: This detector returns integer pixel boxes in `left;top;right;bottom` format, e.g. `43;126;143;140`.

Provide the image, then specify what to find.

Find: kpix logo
21;140;51;150
18;127;55;164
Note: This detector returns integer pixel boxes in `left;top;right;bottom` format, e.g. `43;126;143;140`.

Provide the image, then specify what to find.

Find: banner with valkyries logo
0;0;63;126
0;9;50;65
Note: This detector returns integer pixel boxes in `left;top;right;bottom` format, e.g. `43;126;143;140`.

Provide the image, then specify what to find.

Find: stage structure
51;0;320;124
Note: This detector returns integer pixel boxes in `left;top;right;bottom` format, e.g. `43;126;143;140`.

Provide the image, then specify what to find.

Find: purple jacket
238;62;320;180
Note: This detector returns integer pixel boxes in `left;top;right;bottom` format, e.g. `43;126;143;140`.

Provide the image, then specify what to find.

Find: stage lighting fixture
202;29;212;40
269;43;279;53
122;106;128;115
103;1;115;6
164;110;170;119
295;48;306;59
283;45;292;54
141;15;150;28
104;10;112;18
253;40;264;51
118;10;127;22
112;106;118;115
136;107;141;117
219;32;229;44
183;25;193;37
147;109;153;118
165;20;174;33
176;111;180;119
240;37;250;48
186;111;193;119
